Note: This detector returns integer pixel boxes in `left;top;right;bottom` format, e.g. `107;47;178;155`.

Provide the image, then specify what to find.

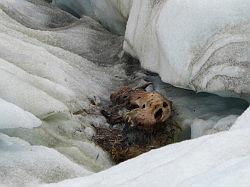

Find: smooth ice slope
0;98;41;129
124;0;250;102
231;107;250;130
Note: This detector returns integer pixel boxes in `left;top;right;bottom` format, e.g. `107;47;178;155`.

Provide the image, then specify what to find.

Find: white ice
0;133;91;186
124;0;250;102
53;0;250;101
0;0;123;184
0;98;41;129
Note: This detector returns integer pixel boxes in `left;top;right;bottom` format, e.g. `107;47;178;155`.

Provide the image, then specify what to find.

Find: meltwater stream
0;0;248;186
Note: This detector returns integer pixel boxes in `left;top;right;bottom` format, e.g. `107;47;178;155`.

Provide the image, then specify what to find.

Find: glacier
0;0;126;185
0;0;249;186
0;98;41;129
124;0;250;102
52;0;132;35
0;133;91;186
54;0;250;102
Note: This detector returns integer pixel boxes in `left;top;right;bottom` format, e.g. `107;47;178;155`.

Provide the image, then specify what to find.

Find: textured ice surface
54;0;250;101
0;0;76;29
42;107;250;187
0;98;41;129
0;0;125;184
124;0;250;102
53;0;132;35
0;133;91;186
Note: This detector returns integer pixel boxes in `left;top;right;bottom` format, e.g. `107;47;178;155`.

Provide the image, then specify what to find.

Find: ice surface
0;0;77;29
191;115;238;138
53;0;250;100
231;107;250;130
124;0;250;102
53;0;132;35
0;133;91;186
0;0;124;182
0;98;41;129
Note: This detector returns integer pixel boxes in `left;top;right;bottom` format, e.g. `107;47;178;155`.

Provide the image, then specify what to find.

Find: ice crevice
0;0;249;186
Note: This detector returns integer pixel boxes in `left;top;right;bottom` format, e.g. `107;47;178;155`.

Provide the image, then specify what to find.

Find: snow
177;156;250;187
42;107;250;187
0;98;41;129
231;107;250;130
124;0;250;102
0;133;91;186
191;115;238;138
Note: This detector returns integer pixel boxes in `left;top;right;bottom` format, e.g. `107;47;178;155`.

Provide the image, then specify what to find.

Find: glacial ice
124;0;250;102
0;133;91;186
53;0;250;101
0;0;76;29
53;0;132;35
0;0;249;186
191;115;238;139
231;107;250;130
0;0;124;184
0;98;41;129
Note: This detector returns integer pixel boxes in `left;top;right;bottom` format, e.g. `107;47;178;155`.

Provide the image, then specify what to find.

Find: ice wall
124;0;250;102
52;0;250;101
53;0;132;35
